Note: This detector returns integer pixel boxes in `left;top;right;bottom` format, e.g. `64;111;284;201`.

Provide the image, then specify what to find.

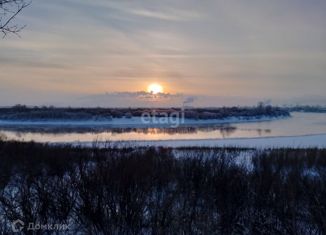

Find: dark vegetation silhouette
0;0;29;37
0;140;325;234
287;105;326;113
0;105;290;121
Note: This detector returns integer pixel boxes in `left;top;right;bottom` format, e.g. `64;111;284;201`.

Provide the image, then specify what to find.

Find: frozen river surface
0;112;325;148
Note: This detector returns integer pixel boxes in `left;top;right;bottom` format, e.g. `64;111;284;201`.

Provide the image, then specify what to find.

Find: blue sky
0;0;325;106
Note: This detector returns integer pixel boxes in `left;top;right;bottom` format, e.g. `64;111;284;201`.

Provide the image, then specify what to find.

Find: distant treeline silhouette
287;105;326;113
0;141;326;234
0;104;289;121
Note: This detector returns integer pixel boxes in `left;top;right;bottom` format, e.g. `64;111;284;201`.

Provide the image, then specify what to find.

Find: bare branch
0;0;30;37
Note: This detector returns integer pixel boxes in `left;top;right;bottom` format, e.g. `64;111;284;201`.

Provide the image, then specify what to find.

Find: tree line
0;105;290;120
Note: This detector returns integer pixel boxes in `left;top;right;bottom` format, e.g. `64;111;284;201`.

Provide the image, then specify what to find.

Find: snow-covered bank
129;134;326;149
69;134;326;149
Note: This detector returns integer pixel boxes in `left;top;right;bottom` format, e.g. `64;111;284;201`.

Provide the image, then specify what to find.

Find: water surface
0;112;325;143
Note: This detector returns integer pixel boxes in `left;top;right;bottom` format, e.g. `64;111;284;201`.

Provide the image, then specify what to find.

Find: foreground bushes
0;141;325;234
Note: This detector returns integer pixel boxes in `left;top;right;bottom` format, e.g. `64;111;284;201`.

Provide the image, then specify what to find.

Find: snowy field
69;133;326;149
127;134;326;149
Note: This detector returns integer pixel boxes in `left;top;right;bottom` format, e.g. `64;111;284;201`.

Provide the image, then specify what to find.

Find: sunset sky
1;0;326;107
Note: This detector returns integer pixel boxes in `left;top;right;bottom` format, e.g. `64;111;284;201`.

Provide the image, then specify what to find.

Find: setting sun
147;83;164;94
